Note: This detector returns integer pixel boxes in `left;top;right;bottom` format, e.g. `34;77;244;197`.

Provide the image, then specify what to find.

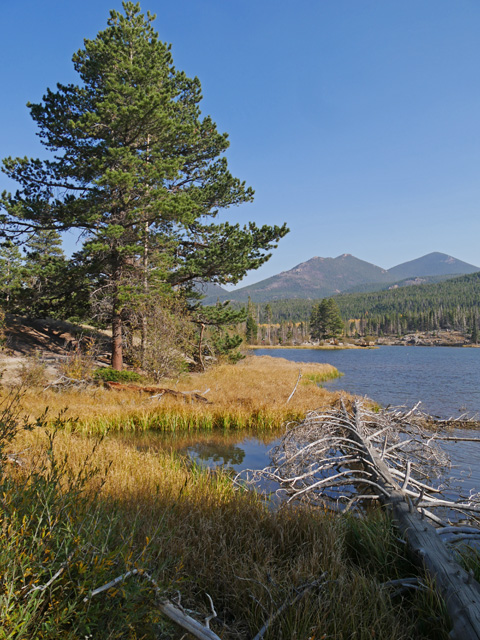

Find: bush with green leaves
93;367;142;383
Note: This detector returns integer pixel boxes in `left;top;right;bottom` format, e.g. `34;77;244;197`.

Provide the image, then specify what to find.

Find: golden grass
9;425;448;639
3;355;343;432
0;355;451;638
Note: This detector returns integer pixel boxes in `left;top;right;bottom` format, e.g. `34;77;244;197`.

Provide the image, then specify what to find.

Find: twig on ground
286;369;302;404
85;569;222;640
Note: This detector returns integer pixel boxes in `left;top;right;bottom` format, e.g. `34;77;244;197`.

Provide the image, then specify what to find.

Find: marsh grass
0;401;163;639
4;355;342;433
8;420;452;639
0;355;455;638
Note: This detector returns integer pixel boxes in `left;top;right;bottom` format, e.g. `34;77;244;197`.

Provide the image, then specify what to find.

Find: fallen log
252;400;480;639
349;402;480;640
105;381;211;404
388;490;480;639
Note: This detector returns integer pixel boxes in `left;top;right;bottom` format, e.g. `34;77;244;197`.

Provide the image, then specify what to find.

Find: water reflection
186;441;245;468
116;429;281;474
115;424;480;512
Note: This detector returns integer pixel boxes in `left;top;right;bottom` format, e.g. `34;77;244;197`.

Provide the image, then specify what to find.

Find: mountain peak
203;253;393;303
388;253;479;279
201;251;480;305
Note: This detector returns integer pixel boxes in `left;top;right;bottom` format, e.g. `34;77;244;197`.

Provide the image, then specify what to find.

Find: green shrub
0;394;161;639
93;367;142;383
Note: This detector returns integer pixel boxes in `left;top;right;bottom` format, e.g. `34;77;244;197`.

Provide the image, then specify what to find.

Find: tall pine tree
1;3;288;369
0;242;23;311
310;298;344;340
20;230;67;317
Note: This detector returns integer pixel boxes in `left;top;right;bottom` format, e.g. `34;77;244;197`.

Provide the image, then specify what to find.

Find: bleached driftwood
158;601;221;640
250;400;480;640
286;369;302;404
85;569;222;640
44;375;97;391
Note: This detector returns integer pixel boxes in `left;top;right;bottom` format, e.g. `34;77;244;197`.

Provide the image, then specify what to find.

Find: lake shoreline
252;345;480;419
246;343;371;350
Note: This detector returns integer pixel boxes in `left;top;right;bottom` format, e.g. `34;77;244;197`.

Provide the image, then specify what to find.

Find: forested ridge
237;271;480;338
337;271;480;335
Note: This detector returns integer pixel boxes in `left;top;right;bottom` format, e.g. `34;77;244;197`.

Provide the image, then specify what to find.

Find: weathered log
349;402;480;640
105;381;211;404
389;492;480;639
254;401;480;639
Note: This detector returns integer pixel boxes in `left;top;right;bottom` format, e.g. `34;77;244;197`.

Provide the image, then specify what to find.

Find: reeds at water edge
3;355;342;433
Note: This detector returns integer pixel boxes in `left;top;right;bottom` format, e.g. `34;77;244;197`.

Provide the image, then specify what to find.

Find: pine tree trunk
198;323;206;371
111;253;124;370
141;219;149;368
112;307;123;370
140;135;150;369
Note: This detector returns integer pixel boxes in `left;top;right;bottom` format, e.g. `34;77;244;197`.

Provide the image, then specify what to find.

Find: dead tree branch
248;399;480;640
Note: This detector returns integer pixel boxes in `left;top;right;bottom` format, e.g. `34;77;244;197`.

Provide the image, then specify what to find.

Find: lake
253;346;480;419
125;346;480;505
250;346;480;501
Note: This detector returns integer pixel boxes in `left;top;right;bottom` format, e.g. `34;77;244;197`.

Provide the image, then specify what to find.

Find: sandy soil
0;316;111;385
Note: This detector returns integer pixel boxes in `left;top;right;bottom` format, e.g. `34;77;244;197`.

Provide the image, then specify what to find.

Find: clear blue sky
1;1;480;287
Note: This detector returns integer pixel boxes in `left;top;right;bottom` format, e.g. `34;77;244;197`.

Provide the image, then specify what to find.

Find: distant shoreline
247;343;370;351
248;341;480;350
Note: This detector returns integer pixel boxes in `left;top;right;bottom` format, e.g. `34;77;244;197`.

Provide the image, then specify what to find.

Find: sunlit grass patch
3;355;343;433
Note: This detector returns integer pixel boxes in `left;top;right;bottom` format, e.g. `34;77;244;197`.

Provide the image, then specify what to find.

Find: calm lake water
253;346;480;419
251;346;480;500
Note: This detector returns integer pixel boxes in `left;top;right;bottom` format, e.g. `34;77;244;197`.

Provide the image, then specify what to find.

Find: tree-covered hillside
236;271;480;337
336;271;480;335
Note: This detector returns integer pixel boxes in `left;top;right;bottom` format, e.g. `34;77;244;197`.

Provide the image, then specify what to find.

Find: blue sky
1;1;480;287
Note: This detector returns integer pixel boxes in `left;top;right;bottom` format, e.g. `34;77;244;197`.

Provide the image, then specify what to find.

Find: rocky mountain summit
202;252;480;304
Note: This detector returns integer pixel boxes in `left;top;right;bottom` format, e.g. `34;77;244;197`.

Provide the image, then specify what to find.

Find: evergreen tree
245;296;258;344
0;242;23;310
310;298;343;340
471;313;478;344
264;303;273;344
1;2;288;369
20;230;67;317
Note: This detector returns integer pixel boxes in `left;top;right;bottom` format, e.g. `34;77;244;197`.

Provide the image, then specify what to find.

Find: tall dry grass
4;355;342;432
10;424;449;640
0;356;452;638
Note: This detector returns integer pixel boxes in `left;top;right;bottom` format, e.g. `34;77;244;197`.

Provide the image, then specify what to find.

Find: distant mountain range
201;252;480;304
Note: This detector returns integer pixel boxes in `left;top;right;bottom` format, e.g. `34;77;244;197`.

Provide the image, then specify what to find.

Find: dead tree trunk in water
349;403;480;640
252;401;480;640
